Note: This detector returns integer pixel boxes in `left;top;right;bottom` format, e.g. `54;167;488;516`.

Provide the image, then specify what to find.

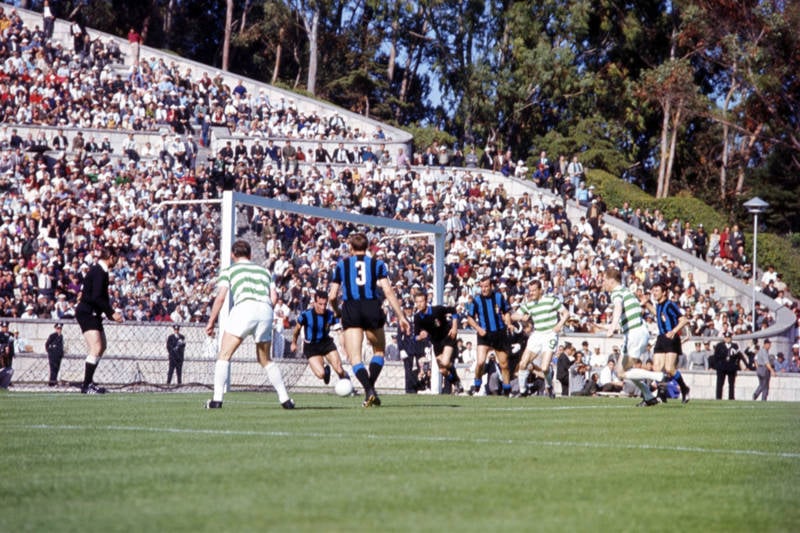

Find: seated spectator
598;359;623;393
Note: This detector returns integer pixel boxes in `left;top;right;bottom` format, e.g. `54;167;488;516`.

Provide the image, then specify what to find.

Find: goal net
219;190;447;394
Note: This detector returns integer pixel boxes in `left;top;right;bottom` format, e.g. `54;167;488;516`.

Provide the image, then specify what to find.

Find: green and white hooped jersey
611;285;643;334
217;260;273;305
518;295;562;332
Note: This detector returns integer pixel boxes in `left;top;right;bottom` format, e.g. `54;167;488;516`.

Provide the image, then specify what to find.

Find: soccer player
327;232;410;407
412;292;463;394
75;246;123;394
598;267;664;406
510;279;570;398
204;239;294;409
290;291;350;388
465;276;512;396
641;282;691;403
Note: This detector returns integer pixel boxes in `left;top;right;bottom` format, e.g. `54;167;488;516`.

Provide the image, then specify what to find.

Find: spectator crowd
0;5;798;376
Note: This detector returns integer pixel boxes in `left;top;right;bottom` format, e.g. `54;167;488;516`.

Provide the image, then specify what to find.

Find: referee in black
75;247;123;394
328;232;410;407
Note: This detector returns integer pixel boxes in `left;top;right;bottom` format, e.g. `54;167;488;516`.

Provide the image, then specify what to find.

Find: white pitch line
18;424;800;460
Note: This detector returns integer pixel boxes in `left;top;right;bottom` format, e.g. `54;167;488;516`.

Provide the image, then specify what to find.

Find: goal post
220;190;448;392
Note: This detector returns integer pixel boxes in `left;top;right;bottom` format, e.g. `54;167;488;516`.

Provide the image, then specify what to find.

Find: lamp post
743;197;769;332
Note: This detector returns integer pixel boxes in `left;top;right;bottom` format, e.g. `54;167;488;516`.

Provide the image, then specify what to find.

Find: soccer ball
334;378;354;397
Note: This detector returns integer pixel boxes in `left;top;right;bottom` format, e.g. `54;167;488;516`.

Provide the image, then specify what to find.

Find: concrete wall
7;320;800;401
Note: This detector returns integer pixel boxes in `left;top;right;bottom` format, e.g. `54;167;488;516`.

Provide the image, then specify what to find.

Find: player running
291;291;351;388
597;267;665;407
465;276;513;396
328;232;410;407
641;282;691;403
510;279;570;398
413;292;464;394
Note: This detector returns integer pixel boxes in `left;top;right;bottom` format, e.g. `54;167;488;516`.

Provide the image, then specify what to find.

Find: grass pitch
2;391;798;533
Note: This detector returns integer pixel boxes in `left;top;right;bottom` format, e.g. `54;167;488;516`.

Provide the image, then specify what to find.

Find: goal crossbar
222;191;447;304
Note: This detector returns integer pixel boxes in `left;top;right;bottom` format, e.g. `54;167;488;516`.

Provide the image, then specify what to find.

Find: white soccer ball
334;378;354;397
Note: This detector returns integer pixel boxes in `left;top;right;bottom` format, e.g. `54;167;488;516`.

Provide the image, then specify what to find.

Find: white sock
266;362;289;403
625;368;664;382
213;360;229;402
224;361;232;392
517;370;529;392
630;379;654;401
86;355;99;365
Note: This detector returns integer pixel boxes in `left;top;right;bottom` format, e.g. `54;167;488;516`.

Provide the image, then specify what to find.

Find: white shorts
623;326;650;361
525;331;559;356
225;300;273;343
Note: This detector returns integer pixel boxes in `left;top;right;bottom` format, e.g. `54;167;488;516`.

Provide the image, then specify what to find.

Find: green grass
2;392;799;532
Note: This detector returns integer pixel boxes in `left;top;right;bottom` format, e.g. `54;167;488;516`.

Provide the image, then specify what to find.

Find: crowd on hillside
0;6;386;149
0;6;797;353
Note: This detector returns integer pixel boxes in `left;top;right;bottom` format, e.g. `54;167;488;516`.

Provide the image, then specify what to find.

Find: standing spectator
687;341;709;370
752;339;775;401
166;325;186;385
42;0;55;40
127;27;142;68
556;342;575;396
567;154;584;191
384;334;400;362
0;321;13;389
204;239;293;409
694;224;708;260
45;322;65;386
328;232;410;407
711;332;744;400
75;247;124;394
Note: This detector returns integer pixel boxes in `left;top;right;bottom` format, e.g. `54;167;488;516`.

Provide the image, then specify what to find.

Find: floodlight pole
743;197;769;332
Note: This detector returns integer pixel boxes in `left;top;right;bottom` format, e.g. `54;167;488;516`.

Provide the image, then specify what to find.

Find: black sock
83;361;97;388
368;356;384;387
353;363;372;392
675;373;689;392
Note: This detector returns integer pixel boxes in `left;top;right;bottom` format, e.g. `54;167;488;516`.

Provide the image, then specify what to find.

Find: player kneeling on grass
413;292;463;394
291;291;351;389
204;239;294;410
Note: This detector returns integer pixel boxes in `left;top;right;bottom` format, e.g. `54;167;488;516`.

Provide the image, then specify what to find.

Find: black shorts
654;334;682;355
431;336;458;357
477;329;509;353
303;338;338;358
76;309;103;333
341;300;386;330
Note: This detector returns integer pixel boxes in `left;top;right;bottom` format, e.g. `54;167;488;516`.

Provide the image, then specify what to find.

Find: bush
586;169;800;293
401;125;457;158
